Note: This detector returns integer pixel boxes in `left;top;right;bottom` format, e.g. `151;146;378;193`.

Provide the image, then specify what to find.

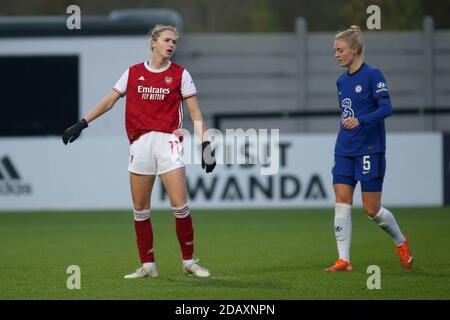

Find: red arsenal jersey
113;61;197;144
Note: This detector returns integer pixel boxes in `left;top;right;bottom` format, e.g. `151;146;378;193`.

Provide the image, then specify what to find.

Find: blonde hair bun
335;25;364;55
349;25;362;34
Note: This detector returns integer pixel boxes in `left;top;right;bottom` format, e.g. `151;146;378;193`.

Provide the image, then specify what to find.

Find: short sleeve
370;68;389;100
113;69;129;97
181;69;197;98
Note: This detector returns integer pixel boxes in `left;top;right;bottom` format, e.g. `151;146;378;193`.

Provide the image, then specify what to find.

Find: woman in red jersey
62;25;215;279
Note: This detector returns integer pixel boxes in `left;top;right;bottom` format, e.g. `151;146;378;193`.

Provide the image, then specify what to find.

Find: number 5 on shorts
363;155;371;171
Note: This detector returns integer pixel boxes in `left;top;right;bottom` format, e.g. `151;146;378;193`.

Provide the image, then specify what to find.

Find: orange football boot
325;258;352;272
395;238;413;269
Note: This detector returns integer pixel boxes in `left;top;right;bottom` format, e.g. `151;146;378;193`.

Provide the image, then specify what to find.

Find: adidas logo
138;76;145;81
0;156;32;195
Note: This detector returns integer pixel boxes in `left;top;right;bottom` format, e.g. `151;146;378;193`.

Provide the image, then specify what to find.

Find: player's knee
336;197;353;205
334;187;353;204
172;203;190;219
363;204;381;217
134;203;149;211
335;194;353;205
133;198;151;212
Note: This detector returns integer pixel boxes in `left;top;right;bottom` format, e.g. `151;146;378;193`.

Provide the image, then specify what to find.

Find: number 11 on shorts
169;141;182;160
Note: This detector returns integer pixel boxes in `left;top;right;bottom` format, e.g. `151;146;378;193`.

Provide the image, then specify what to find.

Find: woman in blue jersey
325;26;413;272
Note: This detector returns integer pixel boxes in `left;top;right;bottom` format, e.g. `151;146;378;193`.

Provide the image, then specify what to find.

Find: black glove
62;119;88;145
201;141;216;173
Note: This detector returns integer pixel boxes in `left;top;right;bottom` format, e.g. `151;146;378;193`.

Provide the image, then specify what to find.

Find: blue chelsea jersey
335;63;392;156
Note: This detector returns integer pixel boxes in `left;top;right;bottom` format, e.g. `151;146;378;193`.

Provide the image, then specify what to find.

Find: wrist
357;116;366;125
80;118;89;128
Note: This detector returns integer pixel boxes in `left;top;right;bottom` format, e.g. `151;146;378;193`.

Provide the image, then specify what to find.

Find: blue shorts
332;153;386;192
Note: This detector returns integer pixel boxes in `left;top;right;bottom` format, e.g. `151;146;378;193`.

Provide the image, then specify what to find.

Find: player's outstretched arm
185;96;216;173
62;90;121;145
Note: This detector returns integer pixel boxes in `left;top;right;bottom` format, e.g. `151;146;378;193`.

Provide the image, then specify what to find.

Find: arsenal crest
164;76;173;85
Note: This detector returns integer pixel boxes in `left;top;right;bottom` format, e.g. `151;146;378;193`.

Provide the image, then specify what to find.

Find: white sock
143;262;156;269
183;259;194;266
371;207;405;246
334;203;352;262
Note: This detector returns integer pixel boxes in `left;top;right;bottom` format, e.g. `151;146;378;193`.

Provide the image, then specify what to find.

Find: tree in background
422;0;450;30
268;0;349;31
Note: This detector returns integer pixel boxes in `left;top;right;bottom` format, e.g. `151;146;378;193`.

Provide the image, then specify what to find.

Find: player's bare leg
326;184;354;272
361;191;381;218
362;192;413;269
334;183;354;204
124;173;158;279
160;167;210;277
160;167;187;207
130;172;156;211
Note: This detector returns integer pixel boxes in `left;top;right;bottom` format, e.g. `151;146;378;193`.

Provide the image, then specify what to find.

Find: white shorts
128;131;184;176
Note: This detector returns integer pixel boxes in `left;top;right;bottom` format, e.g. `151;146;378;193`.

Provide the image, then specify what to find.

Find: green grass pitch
0;207;449;299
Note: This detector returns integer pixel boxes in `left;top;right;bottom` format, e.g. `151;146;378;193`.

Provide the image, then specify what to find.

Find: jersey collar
347;62;365;76
144;60;172;73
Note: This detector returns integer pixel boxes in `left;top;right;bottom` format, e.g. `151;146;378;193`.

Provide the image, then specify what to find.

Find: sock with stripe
173;204;194;260
133;209;155;263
